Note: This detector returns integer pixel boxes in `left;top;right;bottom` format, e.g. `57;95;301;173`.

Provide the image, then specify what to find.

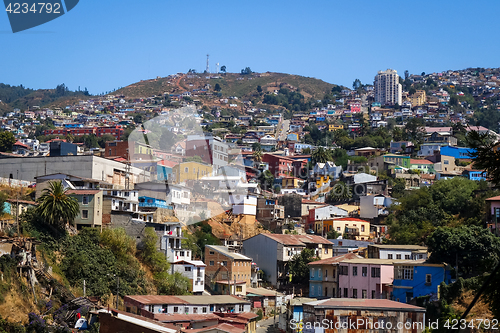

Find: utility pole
116;276;120;309
274;290;277;327
16;170;19;236
83;280;86;297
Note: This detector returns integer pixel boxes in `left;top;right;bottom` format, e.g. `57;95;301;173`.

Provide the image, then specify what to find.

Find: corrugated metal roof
305;298;425;311
205;246;252;261
368;244;427;250
261;234;332;245
308;253;362;265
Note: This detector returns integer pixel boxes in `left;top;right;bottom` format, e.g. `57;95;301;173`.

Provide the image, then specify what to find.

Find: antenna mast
206;54;210;73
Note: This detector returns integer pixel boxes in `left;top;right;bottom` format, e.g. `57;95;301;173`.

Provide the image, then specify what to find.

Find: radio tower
206;54;210;73
216;62;219;74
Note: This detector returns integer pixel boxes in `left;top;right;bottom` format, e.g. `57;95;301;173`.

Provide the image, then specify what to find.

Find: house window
361;225;365;232
82;196;89;205
236;286;242;292
405;255;410;259
396;254;402;259
352;266;358;276
185;267;191;272
396;266;414;280
82;210;88;219
324;287;328;297
148;305;154;312
325;269;328;277
311;285;315;295
388;254;393;259
362;267;367;277
372;290;376;299
184;167;189;173
311;268;315;278
324;248;328;254
362;290;367;299
209;251;215;255
239;304;244;311
173;306;178;313
426;274;432;285
210;305;214;312
371;267;380;278
184;307;189;314
222;261;227;266
337;227;341;231
339;266;348;275
202;307;207;313
352;289;358;298
193;307;198;313
210;261;214;266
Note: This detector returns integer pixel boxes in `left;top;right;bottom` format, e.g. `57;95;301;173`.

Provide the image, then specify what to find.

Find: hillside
0;83;91;114
113;72;342;100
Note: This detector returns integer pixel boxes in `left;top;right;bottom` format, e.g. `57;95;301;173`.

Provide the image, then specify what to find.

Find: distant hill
0;83;91;114
113;72;342;100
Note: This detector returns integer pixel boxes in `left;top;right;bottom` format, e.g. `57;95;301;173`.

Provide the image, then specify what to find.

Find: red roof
332;217;369;223
13;141;29;149
159;160;178;168
154;313;220;323
486;196;500;201
261;233;331;245
410;159;434;165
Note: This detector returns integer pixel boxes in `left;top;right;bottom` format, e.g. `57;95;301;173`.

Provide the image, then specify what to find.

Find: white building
374;69;402;106
172;260;206;294
103;189;139;213
160;222;192;263
359;194;394;219
229;193;257;216
367;244;428;261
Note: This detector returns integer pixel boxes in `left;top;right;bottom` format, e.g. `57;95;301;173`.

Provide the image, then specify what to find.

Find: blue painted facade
393;263;451;303
138;196;172;209
157;165;173;181
463;170;487;181
63;123;83;128
308;266;323;298
315;117;326;122
440;146;475;159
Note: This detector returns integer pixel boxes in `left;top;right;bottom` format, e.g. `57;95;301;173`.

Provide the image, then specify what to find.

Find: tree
421;72;425;76
326;229;341;239
258;170;274;191
427;226;500;278
185;156;203;163
220;65;226;74
403;118;425;144
327;181;352;203
288;248;319;284
311;147;332;164
252;142;261;151
252;150;263;163
241;67;252;75
0;131;16;152
133;114;144;124
352;79;362;90
466;131;500;186
257;85;263;93
214;83;221;92
35;180;79;228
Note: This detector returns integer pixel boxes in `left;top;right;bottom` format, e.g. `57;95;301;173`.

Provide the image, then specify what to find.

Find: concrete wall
242;234;279;286
0;155;149;185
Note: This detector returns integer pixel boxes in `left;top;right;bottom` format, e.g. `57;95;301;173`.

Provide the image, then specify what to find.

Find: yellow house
410;90;426;107
329;124;344;132
315;217;371;240
316;175;330;188
173;162;212;183
282;177;302;189
134;141;153;155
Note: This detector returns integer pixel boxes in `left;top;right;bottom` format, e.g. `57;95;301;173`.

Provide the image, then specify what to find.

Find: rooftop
304;298;425;312
205;245;252;261
368;244;428;250
125;295;250;305
308;253;362;266
258;233;332;246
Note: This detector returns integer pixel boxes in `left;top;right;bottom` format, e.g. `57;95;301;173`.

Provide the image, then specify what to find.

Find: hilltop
0;83;91;114
113;72;341;100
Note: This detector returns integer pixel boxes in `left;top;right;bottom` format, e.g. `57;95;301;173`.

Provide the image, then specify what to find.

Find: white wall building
172;260;206;295
374;69;402;106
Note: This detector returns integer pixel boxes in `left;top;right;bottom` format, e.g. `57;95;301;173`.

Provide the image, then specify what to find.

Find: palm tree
252;150;263;163
36;180;80;228
312;147;332;164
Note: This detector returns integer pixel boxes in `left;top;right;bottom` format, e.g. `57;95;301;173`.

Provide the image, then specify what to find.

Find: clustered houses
4;69;500;332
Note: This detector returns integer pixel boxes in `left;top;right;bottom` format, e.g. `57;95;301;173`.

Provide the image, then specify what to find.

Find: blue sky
1;0;499;95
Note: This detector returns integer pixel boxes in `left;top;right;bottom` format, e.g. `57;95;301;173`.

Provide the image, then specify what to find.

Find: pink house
486;196;500;232
338;258;396;300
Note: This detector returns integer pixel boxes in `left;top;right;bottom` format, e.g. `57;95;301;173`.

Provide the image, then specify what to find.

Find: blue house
138;196;172;209
308;265;323;298
392;260;452;304
440;146;475;159
462;170;487;181
157;165;173;181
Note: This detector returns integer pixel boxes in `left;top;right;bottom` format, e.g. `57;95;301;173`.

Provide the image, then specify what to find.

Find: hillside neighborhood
0;68;500;332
